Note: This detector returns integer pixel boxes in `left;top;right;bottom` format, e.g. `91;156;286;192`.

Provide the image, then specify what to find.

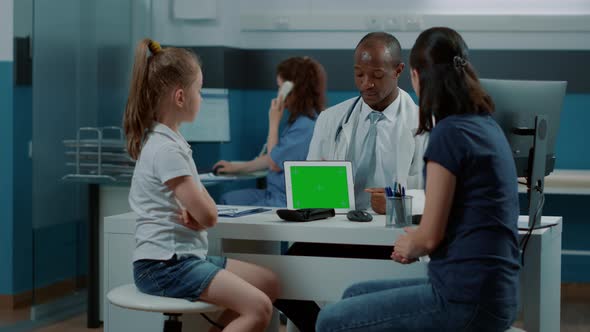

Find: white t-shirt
129;122;208;262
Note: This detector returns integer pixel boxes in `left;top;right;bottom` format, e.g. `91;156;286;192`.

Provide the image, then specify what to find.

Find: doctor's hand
268;98;285;127
365;188;386;214
212;160;238;175
180;209;207;231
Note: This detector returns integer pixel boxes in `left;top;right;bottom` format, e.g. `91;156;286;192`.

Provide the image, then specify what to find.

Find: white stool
107;284;221;332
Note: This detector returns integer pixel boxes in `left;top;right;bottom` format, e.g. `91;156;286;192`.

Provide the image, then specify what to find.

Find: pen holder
386;195;412;228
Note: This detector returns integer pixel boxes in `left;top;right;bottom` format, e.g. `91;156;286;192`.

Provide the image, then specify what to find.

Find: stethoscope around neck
334;95;363;142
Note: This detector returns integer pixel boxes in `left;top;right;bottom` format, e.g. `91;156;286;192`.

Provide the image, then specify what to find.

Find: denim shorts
133;254;227;301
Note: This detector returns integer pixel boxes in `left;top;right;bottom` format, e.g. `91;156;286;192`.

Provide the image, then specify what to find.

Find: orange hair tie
148;40;162;55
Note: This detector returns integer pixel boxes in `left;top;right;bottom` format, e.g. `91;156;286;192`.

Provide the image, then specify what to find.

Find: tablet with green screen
284;161;355;213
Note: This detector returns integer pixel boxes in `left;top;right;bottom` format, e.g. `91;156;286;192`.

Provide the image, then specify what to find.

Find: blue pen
401;187;406;197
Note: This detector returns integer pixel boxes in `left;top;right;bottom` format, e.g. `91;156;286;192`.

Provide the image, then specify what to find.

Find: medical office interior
1;0;589;331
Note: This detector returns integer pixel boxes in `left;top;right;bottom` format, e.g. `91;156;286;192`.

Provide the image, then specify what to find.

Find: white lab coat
307;88;428;190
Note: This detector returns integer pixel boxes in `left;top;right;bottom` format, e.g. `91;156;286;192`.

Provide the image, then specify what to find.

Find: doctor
275;32;427;332
307;32;426;209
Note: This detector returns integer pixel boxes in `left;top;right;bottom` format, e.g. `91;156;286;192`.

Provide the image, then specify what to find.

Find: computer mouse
212;165;222;176
346;210;373;222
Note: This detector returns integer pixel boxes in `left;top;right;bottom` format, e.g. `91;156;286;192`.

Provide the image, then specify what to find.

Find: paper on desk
217;206;272;217
199;172;238;182
406;189;425;215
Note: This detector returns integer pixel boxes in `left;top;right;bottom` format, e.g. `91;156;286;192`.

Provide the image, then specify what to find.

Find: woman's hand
392;227;420;264
268;97;284;128
180;209;207;231
391;252;416;264
212;160;239;174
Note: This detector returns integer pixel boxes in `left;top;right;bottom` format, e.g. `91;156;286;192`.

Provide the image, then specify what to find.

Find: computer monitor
480;79;567;178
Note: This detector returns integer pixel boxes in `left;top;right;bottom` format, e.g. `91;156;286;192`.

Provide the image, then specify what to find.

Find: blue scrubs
220;114;316;207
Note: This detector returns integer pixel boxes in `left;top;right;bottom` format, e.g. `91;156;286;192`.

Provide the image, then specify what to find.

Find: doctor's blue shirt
266;115;317;206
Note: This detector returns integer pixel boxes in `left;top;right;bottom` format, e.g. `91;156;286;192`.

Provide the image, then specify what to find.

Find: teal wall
33;221;82;288
5;84;81;295
12;86;33;293
541;195;590;282
1;82;34;295
555;95;590;169
0;61;14;295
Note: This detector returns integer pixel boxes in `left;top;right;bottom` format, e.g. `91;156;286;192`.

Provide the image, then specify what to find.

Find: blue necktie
354;111;384;209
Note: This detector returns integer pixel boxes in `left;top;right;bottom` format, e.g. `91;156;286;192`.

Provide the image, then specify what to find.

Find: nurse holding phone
214;56;327;207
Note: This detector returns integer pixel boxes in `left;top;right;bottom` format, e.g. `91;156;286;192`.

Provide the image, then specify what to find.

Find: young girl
124;39;280;332
213;56;326;207
316;27;520;332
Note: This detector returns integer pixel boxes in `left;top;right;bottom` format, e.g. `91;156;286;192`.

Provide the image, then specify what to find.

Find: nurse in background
214;56;327;207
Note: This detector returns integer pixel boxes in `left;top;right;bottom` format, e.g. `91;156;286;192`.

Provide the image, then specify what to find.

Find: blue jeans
133;255;227;301
316;278;517;332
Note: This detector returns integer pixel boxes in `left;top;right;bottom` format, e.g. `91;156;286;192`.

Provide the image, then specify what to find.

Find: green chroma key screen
290;166;351;209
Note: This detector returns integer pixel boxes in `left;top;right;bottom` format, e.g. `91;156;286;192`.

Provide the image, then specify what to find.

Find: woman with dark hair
316;27;520;332
215;56;327;207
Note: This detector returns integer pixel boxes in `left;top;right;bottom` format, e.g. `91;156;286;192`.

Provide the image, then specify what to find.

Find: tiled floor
30;315;93;332
0;283;586;331
0;308;29;328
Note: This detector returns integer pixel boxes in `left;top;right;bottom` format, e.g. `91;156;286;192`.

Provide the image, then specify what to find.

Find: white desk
104;210;562;332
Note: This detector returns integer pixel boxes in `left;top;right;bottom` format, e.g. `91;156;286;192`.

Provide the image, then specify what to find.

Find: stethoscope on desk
334;95;363;142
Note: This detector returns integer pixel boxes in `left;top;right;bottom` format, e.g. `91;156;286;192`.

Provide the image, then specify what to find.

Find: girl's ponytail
124;38;155;160
123;38;200;159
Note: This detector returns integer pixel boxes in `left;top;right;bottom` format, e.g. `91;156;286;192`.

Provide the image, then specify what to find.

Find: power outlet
404;15;423;31
274;16;289;30
384;17;402;31
365;16;382;30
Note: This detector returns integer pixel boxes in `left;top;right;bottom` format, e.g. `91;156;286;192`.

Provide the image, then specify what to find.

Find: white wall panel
0;0;14;61
150;0;590;49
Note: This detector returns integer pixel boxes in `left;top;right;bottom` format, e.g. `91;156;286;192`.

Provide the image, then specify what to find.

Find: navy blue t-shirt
424;114;520;305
